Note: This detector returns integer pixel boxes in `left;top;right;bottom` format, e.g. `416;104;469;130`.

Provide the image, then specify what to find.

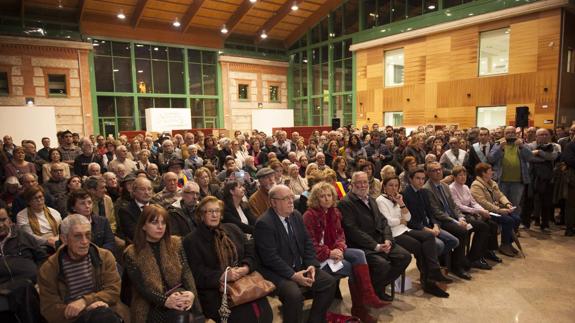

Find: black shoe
430;271;454;284
565;228;575;237
484;251;503;263
379;293;394;302
471;259;492;270
424;283;450;298
452;269;472;280
499;244;516;257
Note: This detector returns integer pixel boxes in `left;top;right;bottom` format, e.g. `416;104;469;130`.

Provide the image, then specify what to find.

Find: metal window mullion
130;42;140;130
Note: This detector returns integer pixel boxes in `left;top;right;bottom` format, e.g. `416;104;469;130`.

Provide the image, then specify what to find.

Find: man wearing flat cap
249;167;277;218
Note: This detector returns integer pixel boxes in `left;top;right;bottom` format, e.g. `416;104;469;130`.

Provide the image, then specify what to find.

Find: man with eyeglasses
168;182;200;237
255;184;336;323
424;162;492;279
338;171;411;303
249;167;277;218
117;177;153;243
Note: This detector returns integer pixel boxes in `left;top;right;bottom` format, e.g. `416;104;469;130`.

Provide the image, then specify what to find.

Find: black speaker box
515;106;529;128
331;118;341;130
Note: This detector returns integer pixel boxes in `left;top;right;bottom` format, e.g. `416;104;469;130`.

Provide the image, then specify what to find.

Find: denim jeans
499;181;525;217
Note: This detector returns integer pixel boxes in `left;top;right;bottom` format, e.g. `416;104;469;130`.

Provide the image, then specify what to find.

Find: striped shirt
62;254;95;302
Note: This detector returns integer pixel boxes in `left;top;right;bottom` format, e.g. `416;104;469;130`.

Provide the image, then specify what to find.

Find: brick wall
220;55;288;133
0;36;93;136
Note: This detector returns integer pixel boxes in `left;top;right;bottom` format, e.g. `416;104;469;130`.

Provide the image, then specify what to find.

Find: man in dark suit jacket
465;127;493;183
117;177;153;243
424;162;492;279
255;185;336;323
338;171;411;302
403;168;459;260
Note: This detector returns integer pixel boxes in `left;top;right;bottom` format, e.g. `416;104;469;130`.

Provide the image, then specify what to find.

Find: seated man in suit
338;171;411;302
255;185;337;323
117;177;153;243
403;167;459;264
424;162;492;280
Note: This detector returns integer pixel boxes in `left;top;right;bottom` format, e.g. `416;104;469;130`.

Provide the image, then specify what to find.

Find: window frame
0;70;9;96
476;106;507;129
478;28;510;77
269;84;280;103
384;48;405;88
238;83;250;101
45;71;69;97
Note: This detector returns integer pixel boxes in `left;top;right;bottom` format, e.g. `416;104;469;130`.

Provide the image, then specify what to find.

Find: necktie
437;185;455;218
284;218;293;238
416;191;430;226
482;145;487;157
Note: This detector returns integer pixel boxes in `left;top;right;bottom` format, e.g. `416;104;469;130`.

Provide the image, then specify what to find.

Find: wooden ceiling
3;0;345;48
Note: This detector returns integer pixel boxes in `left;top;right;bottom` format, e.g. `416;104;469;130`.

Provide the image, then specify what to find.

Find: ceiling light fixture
428;4;436;10
117;12;126;20
260;30;267;39
249;0;257;3
291;3;299;11
57;0;63;9
172;18;181;27
221;25;228;34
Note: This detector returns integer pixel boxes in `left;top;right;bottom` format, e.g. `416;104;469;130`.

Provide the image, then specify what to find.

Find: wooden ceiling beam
78;0;88;23
131;0;151;28
284;0;343;47
223;0;254;38
181;0;205;33
255;0;303;44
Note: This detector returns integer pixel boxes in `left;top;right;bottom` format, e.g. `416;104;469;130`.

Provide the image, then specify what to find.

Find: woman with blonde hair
304;182;388;323
194;166;222;199
124;204;202;323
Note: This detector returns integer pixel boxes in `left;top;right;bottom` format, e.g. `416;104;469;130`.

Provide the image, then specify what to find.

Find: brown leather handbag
221;267;275;307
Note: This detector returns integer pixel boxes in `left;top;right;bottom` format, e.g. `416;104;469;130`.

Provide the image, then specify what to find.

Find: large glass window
477;106;507;129
479;28;510;76
92;39;219;133
0;72;8;95
385;48;404;87
47;74;67;96
384;111;404;126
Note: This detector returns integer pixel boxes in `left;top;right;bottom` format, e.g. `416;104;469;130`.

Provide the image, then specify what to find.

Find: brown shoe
499;244;516;257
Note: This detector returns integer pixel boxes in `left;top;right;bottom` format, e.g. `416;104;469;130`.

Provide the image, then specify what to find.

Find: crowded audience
0;122;571;322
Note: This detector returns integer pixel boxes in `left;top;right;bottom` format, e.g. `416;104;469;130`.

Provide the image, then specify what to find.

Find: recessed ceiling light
468;13;474;16
260;31;267;39
291;3;299;11
117;12;126;20
113;69;119;72
137;70;143;73
57;0;63;9
173;18;181;27
428;4;436;10
249;0;256;3
154;47;159;51
221;25;228;34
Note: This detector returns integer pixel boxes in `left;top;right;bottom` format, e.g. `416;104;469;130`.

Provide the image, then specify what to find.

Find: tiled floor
269;224;575;322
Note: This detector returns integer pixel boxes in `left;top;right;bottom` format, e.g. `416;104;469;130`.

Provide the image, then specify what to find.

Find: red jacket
303;207;347;262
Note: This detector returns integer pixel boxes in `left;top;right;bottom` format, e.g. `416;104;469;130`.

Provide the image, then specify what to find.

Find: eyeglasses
429;168;442;173
273;196;294;202
204;209;221;214
183;191;200;195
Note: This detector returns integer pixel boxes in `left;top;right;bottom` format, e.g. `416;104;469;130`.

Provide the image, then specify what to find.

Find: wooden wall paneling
404;42;426;84
505;73;536;103
535;70;557;114
449;28;479;80
508;20;538;74
381;87;403;110
476;75;508;106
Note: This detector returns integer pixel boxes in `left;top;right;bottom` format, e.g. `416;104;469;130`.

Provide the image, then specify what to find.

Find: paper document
320;259;344;272
489;212;502;217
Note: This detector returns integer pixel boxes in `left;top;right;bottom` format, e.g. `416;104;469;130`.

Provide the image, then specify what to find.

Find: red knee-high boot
349;279;378;323
353;264;390;308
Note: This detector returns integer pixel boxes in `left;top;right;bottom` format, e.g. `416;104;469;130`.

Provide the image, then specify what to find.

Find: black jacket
117;200;143;243
183;223;255;320
222;200;256;234
0;226;47;285
73;153;104;177
167;201;197;237
403;185;438;230
337;192;393;252
91;214;115;253
254;208;318;286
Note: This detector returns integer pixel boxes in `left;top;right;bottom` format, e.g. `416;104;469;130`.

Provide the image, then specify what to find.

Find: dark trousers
394;230;440;282
484;218;500;250
466;217;490;261
533;179;554;228
0;279;44;323
73;307;121;323
276;269;337;323
365;244;411;298
441;221;468;270
566;183;575;230
521;184;534;227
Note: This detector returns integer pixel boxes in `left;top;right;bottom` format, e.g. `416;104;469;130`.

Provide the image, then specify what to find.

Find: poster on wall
145;108;192;133
251;109;294;136
0;106;58;147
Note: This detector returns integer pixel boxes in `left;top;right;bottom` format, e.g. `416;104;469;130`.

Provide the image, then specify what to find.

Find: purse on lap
221;267;275;307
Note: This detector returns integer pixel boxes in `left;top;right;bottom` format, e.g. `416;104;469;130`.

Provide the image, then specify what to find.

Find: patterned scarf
213;225;238;270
